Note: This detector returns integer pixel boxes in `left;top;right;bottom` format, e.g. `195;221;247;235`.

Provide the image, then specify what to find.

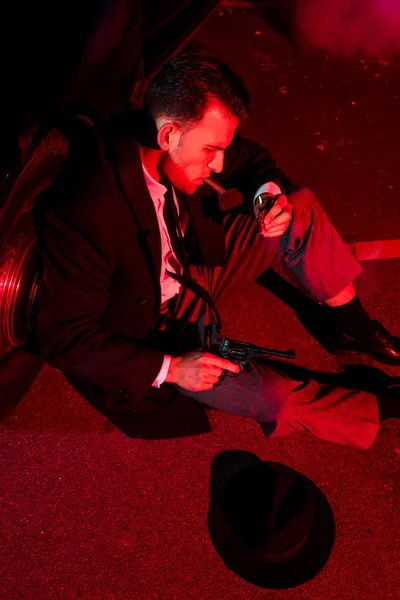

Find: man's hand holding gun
215;336;296;376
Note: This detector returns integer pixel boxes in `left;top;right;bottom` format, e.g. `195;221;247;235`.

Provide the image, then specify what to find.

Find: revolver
215;335;296;377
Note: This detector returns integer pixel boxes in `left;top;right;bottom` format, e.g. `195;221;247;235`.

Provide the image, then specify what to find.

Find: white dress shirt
141;163;183;387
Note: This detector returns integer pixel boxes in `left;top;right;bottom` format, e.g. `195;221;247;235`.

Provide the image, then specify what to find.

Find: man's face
158;99;239;195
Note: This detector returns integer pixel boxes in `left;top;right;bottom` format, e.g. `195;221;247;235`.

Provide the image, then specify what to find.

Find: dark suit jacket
32;113;299;439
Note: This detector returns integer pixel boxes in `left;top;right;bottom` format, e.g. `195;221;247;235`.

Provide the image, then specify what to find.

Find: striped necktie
162;183;222;335
162;184;187;275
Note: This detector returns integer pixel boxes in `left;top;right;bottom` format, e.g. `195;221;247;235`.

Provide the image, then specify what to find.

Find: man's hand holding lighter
260;194;293;238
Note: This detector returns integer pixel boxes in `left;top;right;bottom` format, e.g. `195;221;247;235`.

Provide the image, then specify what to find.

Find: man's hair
143;53;250;128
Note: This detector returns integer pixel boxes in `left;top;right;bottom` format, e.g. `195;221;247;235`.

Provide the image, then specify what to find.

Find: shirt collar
141;162;167;199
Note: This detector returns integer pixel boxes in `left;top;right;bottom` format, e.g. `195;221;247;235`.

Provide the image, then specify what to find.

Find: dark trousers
156;188;379;449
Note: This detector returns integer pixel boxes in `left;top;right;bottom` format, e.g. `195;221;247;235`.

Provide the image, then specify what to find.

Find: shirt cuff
151;355;172;388
254;181;282;200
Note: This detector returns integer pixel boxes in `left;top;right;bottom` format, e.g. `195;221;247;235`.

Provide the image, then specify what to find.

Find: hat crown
217;464;315;559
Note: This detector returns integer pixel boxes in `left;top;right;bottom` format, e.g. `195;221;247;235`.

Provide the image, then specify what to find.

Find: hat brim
208;462;336;589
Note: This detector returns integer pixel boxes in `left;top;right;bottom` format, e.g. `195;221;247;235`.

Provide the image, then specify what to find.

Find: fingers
261;196;292;237
207;365;225;378
261;224;289;238
202;353;241;375
203;375;222;386
265;194;288;217
260;217;290;237
262;196;291;225
263;208;290;227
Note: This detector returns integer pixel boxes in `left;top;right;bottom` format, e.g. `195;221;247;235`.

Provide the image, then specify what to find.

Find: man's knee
286;187;326;236
288;187;320;214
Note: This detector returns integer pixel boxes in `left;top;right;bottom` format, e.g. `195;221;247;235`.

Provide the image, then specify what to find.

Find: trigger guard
224;363;244;378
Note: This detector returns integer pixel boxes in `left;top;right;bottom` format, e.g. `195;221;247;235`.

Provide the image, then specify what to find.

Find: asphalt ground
1;3;400;599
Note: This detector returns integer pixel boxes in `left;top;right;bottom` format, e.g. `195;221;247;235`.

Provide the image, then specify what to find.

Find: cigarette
203;177;226;196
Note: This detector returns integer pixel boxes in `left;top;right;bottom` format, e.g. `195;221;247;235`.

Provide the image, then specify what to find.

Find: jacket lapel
110;133;162;309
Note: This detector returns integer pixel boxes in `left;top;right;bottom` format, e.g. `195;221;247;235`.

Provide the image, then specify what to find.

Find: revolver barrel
257;348;296;359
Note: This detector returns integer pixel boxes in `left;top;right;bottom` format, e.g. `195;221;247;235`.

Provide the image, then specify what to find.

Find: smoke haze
295;0;400;57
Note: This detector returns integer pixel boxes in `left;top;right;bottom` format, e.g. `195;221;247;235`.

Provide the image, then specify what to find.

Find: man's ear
157;122;180;151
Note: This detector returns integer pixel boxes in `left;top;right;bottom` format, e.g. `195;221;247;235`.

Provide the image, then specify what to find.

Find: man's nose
208;151;224;173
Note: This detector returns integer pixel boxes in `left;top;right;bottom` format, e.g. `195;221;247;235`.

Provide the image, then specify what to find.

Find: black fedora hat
208;453;335;589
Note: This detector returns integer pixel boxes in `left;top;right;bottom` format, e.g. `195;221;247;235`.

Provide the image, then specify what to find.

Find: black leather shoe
326;320;400;365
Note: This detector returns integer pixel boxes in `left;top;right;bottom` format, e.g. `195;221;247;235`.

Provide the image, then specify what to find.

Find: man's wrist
165;356;178;384
151;355;172;387
254;182;282;200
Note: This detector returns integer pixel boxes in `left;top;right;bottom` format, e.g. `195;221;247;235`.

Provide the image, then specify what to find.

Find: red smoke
295;0;400;57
